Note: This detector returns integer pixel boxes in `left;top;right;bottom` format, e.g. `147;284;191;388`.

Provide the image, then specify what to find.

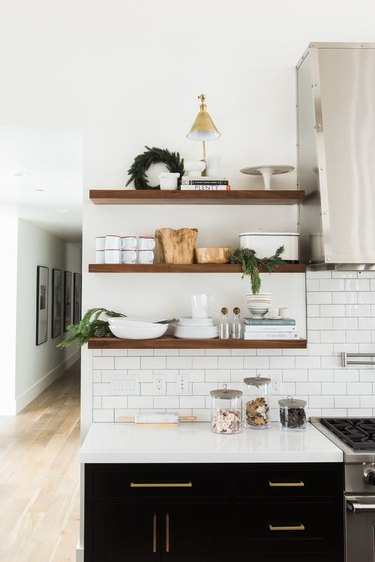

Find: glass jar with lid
210;385;243;434
279;397;307;431
243;374;271;429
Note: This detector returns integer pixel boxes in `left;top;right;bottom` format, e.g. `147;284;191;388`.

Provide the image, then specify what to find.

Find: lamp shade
187;94;221;142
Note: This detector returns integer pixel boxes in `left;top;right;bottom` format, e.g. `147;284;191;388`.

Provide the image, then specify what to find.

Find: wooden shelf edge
88;337;307;350
88;263;306;273
89;189;305;205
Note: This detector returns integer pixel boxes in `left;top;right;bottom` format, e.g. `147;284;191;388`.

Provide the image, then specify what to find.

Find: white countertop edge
80;422;343;464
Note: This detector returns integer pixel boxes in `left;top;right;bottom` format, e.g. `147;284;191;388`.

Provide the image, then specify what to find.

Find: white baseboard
75;543;84;562
16;350;80;413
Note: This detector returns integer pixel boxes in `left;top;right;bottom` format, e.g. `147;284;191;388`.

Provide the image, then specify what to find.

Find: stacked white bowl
246;293;271;318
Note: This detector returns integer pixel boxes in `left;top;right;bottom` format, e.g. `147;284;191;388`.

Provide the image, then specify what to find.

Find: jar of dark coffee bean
279;397;306;431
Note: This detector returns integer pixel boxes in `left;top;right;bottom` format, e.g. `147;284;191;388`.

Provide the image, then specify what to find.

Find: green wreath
126;146;185;190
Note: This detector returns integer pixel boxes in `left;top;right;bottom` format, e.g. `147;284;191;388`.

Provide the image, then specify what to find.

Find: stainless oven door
346;496;375;562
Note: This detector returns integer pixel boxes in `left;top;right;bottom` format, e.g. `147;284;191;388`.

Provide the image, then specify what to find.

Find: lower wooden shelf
88;336;307;349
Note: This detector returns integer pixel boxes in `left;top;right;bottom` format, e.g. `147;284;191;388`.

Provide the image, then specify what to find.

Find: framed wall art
73;272;82;324
36;266;49;345
64;271;72;331
52;268;62;338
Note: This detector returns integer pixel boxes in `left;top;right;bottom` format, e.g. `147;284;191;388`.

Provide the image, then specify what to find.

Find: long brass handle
152;514;157;553
268;481;305;487
269;524;305;532
130;482;193;488
166;513;170;553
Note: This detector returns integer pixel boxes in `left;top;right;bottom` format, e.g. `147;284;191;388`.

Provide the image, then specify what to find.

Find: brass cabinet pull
152;514;157;553
268;480;305;487
165;513;170;553
269;523;305;532
130;482;193;488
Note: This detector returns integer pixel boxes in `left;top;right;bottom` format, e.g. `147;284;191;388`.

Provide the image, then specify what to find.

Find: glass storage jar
243;375;271;429
210;385;242;434
279;397;307;430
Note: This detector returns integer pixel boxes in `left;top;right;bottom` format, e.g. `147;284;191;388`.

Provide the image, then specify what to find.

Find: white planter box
239;232;299;261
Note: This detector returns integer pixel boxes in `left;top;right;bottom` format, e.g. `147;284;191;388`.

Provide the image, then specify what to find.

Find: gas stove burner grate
321;418;375;449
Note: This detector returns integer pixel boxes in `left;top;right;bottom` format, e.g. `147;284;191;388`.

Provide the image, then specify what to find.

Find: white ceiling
0;127;83;243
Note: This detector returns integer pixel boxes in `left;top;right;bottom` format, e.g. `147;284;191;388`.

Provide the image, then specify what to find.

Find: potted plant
231;246;285;295
58;308;126;348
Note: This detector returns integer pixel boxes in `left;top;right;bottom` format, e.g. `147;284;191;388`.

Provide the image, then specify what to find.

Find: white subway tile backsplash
180;396;205;409
335;396;360;408
218;356;244;369
306;292;332;305
115;356;141;370
93;356;115;370
93;409;114;422
295;382;321;395
345;279;370;291
192;357;218;369
141;357;167;370
90;275;375;422
167;357;193;369
320;279;345;291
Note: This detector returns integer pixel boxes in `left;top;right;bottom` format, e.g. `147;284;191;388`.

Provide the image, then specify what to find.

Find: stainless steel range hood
297;43;375;268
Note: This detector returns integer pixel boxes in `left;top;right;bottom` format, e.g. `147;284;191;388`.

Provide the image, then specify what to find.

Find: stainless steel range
312;418;375;562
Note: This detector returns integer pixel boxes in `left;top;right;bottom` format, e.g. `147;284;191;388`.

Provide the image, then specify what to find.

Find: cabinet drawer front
236;464;341;498
88;465;230;498
237;500;343;554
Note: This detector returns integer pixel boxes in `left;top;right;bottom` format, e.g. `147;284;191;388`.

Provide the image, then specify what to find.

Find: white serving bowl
247;306;269;318
108;318;168;339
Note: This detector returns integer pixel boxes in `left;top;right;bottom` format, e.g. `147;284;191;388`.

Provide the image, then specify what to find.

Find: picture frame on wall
52;268;63;338
36;266;49;345
64;271;72;331
73;272;82;325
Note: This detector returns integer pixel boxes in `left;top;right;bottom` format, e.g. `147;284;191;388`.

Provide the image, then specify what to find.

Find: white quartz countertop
80;422;343;464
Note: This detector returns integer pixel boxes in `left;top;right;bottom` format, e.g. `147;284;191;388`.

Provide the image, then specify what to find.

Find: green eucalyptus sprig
58;308;126;348
231;246;285;295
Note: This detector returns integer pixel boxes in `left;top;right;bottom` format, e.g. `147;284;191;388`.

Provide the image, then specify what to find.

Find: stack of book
242;317;298;339
180;176;231;191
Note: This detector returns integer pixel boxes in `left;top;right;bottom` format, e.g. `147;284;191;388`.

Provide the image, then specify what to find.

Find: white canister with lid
279;397;307;430
210;385;242;434
239;232;299;262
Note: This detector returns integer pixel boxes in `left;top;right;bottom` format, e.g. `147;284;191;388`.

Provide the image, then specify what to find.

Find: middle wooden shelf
88;263;306;273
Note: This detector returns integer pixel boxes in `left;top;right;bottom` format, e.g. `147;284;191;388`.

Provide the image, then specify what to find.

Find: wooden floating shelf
88;336;307;350
89;263;306;273
89;189;305;205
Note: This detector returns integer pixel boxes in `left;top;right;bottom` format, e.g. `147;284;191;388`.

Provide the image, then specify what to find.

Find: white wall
0;216;18;415
14;219;82;412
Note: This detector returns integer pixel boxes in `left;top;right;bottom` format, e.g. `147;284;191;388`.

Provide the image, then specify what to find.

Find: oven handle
347;498;375;514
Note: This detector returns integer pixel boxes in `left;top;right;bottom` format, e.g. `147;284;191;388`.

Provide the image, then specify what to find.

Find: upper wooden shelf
88;263;306;273
89;189;305;205
88;336;307;350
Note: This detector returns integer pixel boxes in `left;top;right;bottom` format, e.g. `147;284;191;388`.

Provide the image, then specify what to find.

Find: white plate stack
173;317;219;339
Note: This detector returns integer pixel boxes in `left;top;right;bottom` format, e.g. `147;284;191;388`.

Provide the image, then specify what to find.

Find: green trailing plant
126;146;185;190
231;246;285;295
58;308;126;348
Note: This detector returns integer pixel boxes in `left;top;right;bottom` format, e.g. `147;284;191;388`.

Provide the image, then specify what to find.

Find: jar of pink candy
210;385;243;434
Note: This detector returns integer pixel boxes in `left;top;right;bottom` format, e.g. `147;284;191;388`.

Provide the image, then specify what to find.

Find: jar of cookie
210;385;243;434
243;375;271;429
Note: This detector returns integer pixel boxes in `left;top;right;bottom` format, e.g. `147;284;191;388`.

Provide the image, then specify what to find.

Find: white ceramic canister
239;232;299;262
159;172;180;190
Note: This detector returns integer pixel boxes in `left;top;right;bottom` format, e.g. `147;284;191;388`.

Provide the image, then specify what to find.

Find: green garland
126;146;185;190
231;246;285;295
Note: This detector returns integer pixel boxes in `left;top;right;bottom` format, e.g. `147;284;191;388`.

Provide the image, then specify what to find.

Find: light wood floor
0;361;81;562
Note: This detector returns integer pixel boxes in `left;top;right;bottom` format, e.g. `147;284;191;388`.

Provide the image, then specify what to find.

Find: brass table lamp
187;94;221;162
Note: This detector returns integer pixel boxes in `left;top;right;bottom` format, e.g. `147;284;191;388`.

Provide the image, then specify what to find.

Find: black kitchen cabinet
84;462;344;562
